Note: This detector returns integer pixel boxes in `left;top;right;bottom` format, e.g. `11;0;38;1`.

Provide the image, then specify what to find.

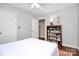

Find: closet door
0;9;17;44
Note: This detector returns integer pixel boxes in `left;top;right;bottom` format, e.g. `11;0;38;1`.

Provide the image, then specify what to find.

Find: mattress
0;38;59;56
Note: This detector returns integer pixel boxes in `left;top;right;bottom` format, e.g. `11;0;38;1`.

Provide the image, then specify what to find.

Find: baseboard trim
62;44;79;50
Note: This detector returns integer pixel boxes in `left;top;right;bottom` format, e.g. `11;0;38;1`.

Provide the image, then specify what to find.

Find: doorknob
0;32;2;35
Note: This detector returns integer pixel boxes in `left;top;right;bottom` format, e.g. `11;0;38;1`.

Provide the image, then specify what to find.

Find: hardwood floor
59;46;79;56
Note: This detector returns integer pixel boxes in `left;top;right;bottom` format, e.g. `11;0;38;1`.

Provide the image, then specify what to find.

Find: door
31;19;38;39
0;9;17;44
39;19;45;40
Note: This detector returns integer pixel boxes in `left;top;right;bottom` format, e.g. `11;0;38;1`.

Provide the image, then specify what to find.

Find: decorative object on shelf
57;16;61;25
47;25;62;48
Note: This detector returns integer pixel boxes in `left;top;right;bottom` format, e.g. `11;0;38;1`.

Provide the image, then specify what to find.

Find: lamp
50;18;54;25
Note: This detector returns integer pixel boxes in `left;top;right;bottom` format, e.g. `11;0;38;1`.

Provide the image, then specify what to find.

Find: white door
0;9;17;44
31;19;38;39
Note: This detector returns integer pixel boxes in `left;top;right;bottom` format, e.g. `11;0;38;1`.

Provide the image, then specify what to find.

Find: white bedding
0;38;59;56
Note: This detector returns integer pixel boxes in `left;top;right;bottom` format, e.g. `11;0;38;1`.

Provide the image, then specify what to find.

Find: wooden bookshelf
47;25;62;48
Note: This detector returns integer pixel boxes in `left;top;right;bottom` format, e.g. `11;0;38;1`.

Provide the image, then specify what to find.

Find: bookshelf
47;25;62;48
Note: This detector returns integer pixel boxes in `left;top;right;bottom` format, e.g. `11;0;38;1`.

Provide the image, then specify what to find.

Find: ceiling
10;3;77;16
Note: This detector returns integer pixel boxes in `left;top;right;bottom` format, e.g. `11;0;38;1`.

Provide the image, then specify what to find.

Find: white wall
37;5;79;49
77;4;79;50
0;4;36;41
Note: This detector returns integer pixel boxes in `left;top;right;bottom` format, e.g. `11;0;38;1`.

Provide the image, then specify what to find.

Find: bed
0;38;59;56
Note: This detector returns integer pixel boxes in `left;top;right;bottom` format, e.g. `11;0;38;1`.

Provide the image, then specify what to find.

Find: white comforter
0;38;59;56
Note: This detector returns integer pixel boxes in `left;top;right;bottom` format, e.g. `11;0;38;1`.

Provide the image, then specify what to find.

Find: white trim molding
62;44;79;50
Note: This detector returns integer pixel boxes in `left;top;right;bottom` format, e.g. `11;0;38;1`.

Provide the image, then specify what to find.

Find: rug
59;50;72;56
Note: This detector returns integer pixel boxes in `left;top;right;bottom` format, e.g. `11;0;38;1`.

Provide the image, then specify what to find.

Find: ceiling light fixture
31;3;41;9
